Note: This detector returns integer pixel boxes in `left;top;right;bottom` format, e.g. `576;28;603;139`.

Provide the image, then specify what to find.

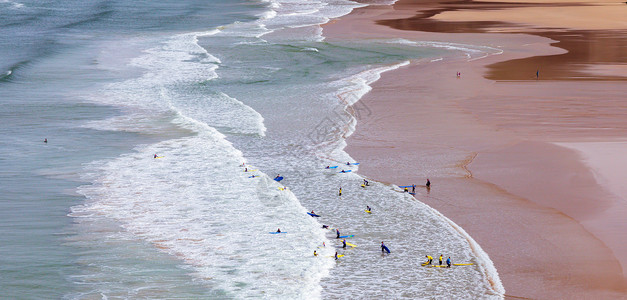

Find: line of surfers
242;161;453;267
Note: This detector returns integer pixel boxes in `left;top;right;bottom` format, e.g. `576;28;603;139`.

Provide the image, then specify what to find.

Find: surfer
336;229;340;239
325;166;330;169
274;174;281;180
346;162;351;165
338;187;342;197
154;154;157;159
403;187;408;193
426;178;431;188
314;250;318;257
447;257;451;268
340;170;346;173
364;179;369;186
342;239;347;249
425;255;433;265
335;251;339;260
439;254;443;266
381;242;386;253
322;225;329;229
276;228;281;233
366;205;371;212
244;168;248;172
44;138;47;143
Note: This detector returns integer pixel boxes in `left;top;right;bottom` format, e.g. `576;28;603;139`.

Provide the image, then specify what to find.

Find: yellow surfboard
453;263;474;266
365;210;371;214
346;242;357;248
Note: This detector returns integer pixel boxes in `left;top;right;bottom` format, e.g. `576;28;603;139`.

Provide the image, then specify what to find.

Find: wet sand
324;0;627;298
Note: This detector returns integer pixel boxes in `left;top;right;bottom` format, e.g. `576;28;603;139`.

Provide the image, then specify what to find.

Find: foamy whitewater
1;0;503;298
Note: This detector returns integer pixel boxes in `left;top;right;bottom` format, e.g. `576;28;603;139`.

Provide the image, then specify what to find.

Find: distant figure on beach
338;187;342;196
336;229;340;239
447;257;451;268
314;250;318;257
241;162;246;167
276;228;281;233
426;255;433;265
412;184;416;193
346;162;351;165
244;168;248;172
44;138;47;143
426;179;431;188
439;254;443;266
456;72;461;78
342;239;347;249
536;69;539;79
403;187;408;193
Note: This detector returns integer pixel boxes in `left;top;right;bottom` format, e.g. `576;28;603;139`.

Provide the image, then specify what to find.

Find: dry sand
324;0;627;298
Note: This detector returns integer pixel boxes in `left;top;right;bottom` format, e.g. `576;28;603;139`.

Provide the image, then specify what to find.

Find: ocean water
0;0;503;298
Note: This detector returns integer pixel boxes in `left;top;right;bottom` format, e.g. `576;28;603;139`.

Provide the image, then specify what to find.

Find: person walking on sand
426;178;431;188
412;184;416;194
447;257;451;268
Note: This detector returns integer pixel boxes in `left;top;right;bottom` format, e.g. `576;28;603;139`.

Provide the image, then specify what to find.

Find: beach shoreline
324;0;627;298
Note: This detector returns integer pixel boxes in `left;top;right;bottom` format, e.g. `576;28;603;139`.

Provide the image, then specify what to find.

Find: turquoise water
0;0;504;298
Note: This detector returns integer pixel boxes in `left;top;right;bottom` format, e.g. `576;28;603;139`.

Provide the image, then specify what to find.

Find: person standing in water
381;242;386;253
366;205;371;212
276;228;281;233
44;138;47;143
335;251;339;260
425;255;433;265
313;250;318;257
446;257;451;268
336;229;340;239
338;187;342;197
342;239;347;249
426;178;431;188
439;254;443;266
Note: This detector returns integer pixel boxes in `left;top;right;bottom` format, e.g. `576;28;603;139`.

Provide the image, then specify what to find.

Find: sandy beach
325;0;627;298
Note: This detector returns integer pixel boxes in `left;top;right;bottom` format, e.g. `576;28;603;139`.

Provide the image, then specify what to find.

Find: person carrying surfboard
274;174;281;180
336;229;340;239
154;154;157;159
335;252;339;260
366;205;371;212
276;228;281;233
381;242;386;252
342;239;347;249
425;255;433;265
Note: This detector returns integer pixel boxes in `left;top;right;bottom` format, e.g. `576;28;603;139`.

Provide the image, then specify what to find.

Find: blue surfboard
338;170;352;173
399;185;413;188
307;212;321;217
382;245;390;253
346;162;360;166
338;235;354;238
326;166;338;169
274;176;284;182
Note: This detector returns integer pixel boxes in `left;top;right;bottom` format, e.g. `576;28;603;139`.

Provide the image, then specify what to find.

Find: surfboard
399;185;413;188
155;156;164;159
326;166;338;169
328;254;345;258
346;242;357;248
269;232;286;234
453;263;474;266
365;210;371;214
244;169;258;172
421;262;430;266
382;245;390;253
338;170;352;173
432;265;449;268
248;175;257;178
307;212;320;217
274;176;284;182
409;192;416;195
338;235;354;238
346;162;360;165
